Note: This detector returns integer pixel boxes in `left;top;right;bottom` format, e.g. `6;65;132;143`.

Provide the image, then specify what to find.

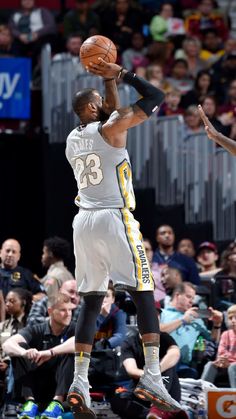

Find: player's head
72;88;104;122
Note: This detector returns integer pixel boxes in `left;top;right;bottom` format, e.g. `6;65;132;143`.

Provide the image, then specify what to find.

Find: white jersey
66;121;136;210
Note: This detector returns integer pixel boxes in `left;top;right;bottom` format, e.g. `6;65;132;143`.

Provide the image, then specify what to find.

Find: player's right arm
198;105;236;156
88;59;165;147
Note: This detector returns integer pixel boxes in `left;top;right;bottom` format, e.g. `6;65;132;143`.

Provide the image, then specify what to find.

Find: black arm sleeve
123;71;165;116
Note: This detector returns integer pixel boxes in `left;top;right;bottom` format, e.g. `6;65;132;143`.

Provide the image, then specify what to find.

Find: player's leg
128;290;181;411
67;293;104;418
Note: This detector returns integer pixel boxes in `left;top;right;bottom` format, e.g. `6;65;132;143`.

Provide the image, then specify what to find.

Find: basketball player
198;104;236;155
65;58;181;417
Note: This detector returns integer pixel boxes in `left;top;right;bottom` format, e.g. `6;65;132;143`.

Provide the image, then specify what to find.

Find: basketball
79;35;117;68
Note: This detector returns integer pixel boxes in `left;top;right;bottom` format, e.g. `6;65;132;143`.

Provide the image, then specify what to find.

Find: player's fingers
198;105;209;126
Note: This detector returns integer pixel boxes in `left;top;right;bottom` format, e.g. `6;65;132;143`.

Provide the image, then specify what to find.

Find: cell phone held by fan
197;308;211;318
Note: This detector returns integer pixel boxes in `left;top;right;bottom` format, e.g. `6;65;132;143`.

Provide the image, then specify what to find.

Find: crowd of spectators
0;228;235;418
0;0;236;418
1;0;236;138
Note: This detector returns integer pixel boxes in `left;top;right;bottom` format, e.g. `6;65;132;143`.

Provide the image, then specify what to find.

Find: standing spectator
196;241;221;277
41;236;74;302
2;293;75;419
153;225;200;284
160;282;223;376
0;288;32;415
177;238;196;259
201;304;236;388
184;0;228;42
0;239;45;302
8;0;57;66
63;0;101;40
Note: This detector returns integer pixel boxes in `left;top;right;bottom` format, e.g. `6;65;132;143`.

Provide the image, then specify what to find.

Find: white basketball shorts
73;208;154;295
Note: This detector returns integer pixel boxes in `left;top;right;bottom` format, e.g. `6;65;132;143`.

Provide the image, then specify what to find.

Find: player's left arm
102;79;120;115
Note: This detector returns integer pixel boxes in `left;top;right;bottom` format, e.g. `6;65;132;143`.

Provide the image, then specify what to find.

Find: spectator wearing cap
196;241;221;278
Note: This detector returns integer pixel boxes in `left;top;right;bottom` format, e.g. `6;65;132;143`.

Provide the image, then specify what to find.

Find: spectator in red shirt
184;0;228;42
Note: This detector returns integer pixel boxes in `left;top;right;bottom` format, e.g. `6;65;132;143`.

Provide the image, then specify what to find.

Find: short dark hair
72;88;97;117
43;236;71;262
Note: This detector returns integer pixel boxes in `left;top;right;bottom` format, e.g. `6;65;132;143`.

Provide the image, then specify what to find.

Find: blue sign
0;57;31;119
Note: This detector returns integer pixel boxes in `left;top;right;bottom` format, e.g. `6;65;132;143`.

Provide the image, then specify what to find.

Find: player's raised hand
87;57;123;79
198;105;220;141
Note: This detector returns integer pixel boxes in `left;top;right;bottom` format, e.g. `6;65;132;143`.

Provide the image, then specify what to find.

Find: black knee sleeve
75;294;104;344
129;291;159;335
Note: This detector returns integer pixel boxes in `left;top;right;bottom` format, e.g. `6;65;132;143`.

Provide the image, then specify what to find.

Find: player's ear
88;102;96;111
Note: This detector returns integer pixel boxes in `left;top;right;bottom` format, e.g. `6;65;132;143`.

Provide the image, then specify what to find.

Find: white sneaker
134;369;182;412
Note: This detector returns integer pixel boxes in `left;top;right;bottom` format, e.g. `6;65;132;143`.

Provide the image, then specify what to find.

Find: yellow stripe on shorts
121;208;154;291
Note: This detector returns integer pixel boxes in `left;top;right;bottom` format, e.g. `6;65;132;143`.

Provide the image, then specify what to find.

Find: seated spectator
184;0;228;42
63;0;101;39
0;288;32;411
149;2;185;44
0;25;17;57
160;266;183;306
181;69;214;109
158;87;185;116
88;285;127;388
160;282;223;377
153;225;200;285
93;284;127;350
196;241;221;278
218;79;236;138
177;238;196;259
0;239;45;304
111;303;183;419
143;238;166;304
214;242;236;310
8;0;57;67
175;37;207;79
101;0;144;54
146;63;171;91
183;105;204;135
27;279;80;326
200;28;225;66
211;37;236;93
201;304;236;388
121;31;148;72
166;59;194;95
40;236;74;302
201;94;231;137
2;293;75;419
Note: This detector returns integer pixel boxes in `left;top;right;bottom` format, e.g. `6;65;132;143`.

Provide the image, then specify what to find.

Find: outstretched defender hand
198;105;220;141
87;57;123;79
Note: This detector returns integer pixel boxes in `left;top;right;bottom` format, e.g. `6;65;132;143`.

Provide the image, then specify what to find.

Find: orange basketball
79;35;117;68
